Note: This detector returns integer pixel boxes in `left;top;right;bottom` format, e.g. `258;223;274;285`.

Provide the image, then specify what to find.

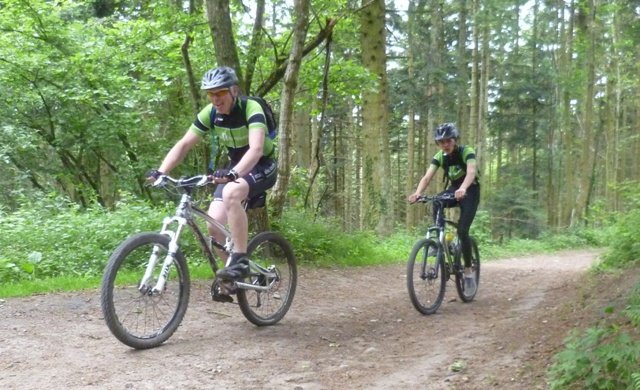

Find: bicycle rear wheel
406;238;446;315
237;231;297;326
454;236;480;302
101;233;190;349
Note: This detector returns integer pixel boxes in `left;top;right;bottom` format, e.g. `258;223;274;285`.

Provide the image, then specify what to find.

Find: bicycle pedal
211;279;236;303
212;293;234;303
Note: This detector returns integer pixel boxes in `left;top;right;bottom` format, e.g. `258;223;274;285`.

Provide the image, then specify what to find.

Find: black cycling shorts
213;157;277;201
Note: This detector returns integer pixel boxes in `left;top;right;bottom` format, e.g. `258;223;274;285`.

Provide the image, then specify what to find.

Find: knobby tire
407;238;446;315
101;233;190;349
237;231;297;326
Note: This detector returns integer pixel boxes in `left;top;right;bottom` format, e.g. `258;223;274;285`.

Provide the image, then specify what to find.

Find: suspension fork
138;215;188;295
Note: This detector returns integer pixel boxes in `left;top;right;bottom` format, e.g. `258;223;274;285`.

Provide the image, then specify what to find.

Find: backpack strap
208;106;218;173
239;96;249;127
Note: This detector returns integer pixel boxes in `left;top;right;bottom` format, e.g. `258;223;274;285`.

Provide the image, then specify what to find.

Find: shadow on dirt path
0;249;604;389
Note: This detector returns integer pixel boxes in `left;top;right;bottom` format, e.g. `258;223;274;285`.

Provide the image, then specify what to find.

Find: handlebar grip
152;175;167;187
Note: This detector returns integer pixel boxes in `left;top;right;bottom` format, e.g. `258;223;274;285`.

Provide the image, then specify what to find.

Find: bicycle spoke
407;239;445;315
102;233;190;349
237;232;297;326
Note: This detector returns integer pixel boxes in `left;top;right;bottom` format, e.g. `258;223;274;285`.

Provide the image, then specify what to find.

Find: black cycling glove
213;169;239;181
146;169;163;180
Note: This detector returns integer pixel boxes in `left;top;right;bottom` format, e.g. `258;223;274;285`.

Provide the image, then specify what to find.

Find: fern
623;283;640;327
549;278;640;389
631;373;640;390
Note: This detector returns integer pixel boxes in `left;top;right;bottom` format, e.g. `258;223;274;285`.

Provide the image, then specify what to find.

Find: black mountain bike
100;174;297;349
407;193;480;315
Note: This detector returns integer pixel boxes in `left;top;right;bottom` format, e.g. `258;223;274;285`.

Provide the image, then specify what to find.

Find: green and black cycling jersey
189;98;275;163
431;145;478;188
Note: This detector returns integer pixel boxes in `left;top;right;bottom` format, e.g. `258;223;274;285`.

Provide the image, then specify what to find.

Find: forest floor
1;248;633;389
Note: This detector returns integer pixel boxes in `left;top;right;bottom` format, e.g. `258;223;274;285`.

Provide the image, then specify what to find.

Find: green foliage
623;283;640;328
0;194;417;289
548;283;640;390
271;210;414;267
0;0;205;208
485;175;545;239
546;187;640;389
0;190;610;295
633;373;640;390
0;192;167;284
599;183;640;269
476;225;607;261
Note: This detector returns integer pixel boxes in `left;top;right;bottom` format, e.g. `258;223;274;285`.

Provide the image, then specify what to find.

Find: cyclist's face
207;88;234;114
436;138;456;153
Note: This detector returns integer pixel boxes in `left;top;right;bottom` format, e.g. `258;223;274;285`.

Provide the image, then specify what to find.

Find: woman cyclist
407;123;480;294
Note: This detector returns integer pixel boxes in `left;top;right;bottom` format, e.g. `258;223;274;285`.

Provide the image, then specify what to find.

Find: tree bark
270;0;310;218
360;0;392;234
205;0;243;87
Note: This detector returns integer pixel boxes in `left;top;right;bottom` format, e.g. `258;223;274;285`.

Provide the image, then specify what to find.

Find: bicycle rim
406;239;446;315
101;233;190;349
237;232;297;326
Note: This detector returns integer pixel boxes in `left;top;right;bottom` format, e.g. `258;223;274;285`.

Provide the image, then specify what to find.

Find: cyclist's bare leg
207;199;229;264
221;179;250;254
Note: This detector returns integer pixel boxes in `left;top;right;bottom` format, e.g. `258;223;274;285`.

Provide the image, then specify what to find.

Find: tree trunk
572;0;597;226
360;0;392;234
244;0;266;94
456;0;469;132
270;0;310;218
405;0;418;227
205;0;243;87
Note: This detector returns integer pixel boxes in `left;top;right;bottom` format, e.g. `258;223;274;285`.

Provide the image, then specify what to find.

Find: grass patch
0;275;103;298
0;264;215;299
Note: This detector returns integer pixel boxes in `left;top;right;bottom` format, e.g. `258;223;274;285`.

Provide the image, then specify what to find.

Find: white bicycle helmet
200;66;239;90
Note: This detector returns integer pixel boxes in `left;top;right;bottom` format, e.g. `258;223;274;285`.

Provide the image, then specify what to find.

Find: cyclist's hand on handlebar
454;188;466;201
407;193;420;204
212;169;230;178
208;174;228;184
145;169;164;185
211;168;239;183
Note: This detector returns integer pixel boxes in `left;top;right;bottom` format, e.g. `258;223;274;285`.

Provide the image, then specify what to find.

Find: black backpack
243;96;278;140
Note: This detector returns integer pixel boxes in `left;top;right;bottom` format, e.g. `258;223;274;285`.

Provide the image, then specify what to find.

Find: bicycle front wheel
101;233;190;349
407;238;446;315
455;236;480;302
237;231;297;326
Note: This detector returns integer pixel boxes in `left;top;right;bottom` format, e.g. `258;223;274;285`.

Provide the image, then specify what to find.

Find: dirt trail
0;249;604;389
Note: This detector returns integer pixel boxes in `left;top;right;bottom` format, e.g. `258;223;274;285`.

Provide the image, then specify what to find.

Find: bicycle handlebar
152;174;212;189
415;193;456;203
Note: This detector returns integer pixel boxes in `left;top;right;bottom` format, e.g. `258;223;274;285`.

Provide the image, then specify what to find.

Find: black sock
230;252;247;263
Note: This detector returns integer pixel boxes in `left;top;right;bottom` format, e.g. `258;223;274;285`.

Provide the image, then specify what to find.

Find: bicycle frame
419;194;462;276
143;177;278;295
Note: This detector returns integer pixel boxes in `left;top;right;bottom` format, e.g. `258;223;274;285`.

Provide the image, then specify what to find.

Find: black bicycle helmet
434;122;460;141
200;66;239;90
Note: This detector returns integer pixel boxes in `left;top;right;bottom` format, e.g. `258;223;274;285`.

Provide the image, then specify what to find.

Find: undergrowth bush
0;192;167;283
548;283;640;389
0;192;611;286
548;182;640;389
271;212;414;267
600;207;640;269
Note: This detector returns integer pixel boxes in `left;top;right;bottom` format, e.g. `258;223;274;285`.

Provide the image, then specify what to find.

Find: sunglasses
207;89;230;98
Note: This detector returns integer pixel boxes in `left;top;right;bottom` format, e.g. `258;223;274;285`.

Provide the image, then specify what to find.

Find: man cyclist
407;123;480;295
147;66;277;288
